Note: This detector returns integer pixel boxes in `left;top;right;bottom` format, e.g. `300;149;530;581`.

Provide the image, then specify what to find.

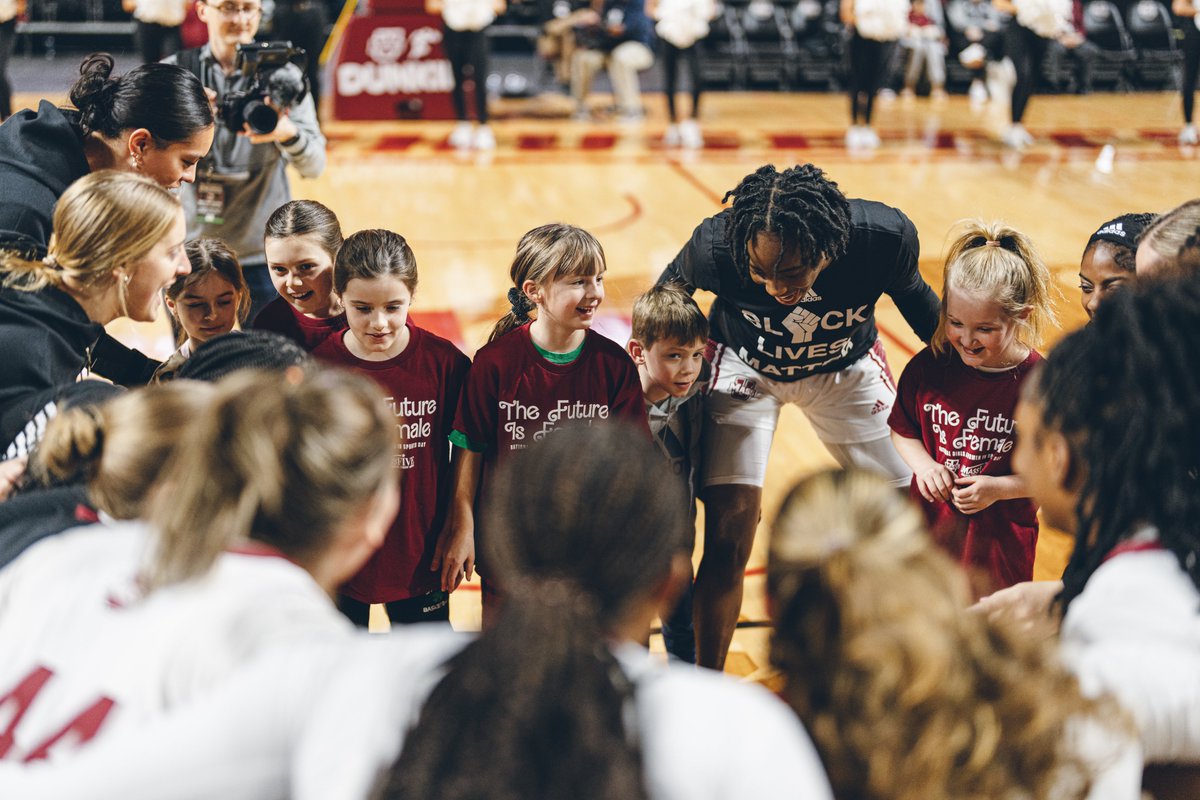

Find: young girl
888;221;1056;595
0;368;395;763
768;468;1131;800
313;229;470;628
155;239;251;381
1077;212;1155;319
438;223;647;622
426;0;504;150
252;200;346;351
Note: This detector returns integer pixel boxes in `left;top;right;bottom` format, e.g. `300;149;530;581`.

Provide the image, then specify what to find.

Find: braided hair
1027;277;1200;612
721;164;852;283
372;423;688;800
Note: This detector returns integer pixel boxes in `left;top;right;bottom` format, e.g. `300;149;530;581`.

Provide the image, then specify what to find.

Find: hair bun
69;53;119;135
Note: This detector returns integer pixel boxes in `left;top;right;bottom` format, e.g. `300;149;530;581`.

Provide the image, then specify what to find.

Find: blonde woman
767;468;1137;800
0;170;189;456
0;367;397;763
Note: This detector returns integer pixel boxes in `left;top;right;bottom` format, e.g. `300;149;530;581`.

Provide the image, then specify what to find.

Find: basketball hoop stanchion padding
331;2;457;120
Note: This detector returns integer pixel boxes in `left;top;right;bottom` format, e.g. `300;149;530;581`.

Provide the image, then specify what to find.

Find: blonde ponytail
932;220;1060;356
146;367;394;590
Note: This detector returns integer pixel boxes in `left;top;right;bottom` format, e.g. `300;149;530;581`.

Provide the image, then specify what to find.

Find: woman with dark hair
979;277;1200;794
0;52;214;258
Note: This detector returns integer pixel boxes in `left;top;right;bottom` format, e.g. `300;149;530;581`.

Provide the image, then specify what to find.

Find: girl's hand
431;520;475;592
915;463;956;503
951;474;1001;515
0;457;27;502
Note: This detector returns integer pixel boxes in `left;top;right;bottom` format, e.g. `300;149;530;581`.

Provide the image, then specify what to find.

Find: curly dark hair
721;164;852;282
1028;276;1200;613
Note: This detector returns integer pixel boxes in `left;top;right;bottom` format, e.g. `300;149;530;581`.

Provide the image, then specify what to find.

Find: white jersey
442;0;495;31
0;634;834;800
0;522;351;765
1061;538;1200;765
128;0;189;26
1013;0;1071;38
854;0;910;40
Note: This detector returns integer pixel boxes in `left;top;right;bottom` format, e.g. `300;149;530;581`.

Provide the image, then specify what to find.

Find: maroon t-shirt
453;325;648;552
888;346;1042;595
252;297;347;352
314;323;470;602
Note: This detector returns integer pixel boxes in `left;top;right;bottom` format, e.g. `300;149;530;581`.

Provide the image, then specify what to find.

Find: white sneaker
473;125;496;150
1180;124;1199;145
968;79;988;105
1002;123;1033;149
861;126;881;148
448;121;473;149
679;119;704;149
845;125;862;148
664;124;682;147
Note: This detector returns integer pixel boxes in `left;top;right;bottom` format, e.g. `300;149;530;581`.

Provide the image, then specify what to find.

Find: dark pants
848;34;896;125
1183;28;1200;123
662;41;703;122
136;21;182;63
1005;23;1050;123
443;27;490;123
0;19;15;120
272;2;330;113
337;590;450;628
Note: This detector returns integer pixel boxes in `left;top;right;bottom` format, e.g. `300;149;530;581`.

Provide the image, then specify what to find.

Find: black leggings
0;19;15;120
135;21;182;63
662;41;703;122
848;34;896;125
1183;28;1200;123
443;27;490;123
1006;23;1050;124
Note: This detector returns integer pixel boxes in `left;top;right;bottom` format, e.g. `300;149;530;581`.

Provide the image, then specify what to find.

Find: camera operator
167;0;326;323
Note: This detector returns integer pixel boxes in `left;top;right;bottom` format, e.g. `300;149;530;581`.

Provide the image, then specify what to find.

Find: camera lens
242;100;279;135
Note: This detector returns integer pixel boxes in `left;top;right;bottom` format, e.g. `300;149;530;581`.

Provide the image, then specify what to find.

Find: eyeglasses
205;2;263;18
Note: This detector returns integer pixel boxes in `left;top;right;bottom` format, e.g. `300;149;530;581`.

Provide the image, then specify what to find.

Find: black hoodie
0;286;103;450
0;101;90;258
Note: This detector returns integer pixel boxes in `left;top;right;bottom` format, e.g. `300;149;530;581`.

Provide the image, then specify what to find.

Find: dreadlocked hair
1027;276;1200;614
768;469;1117;800
373;423;689;800
721;164;851;283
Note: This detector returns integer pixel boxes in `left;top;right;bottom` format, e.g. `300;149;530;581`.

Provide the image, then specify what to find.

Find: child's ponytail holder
507;287;533;321
985;240;1001;247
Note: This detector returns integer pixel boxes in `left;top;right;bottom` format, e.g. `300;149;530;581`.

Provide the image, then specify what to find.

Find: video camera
219;42;309;136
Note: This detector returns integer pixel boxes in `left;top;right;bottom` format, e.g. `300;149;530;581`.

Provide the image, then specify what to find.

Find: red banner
332;14;456;120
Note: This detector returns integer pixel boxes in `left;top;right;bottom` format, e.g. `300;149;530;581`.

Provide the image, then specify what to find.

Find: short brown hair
630;283;708;348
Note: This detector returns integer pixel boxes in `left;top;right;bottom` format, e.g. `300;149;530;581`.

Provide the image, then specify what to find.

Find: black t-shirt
660;200;939;381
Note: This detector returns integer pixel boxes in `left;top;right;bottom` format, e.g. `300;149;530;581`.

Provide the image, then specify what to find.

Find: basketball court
27;85;1196;674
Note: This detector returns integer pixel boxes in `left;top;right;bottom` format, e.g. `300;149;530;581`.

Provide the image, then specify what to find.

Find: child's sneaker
664;123;682;147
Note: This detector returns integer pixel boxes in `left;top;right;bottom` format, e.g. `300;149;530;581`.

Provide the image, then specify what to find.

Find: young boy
627;283;709;663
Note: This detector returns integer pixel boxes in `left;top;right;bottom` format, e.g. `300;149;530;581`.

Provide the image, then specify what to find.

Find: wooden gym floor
28;87;1200;675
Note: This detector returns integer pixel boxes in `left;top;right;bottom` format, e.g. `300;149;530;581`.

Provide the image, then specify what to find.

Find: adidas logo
870;399;888;415
1096;223;1126;238
799;289;822;302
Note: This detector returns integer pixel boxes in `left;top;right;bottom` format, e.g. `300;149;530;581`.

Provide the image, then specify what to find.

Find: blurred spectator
571;0;656;120
901;0;948;97
123;0;189;62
